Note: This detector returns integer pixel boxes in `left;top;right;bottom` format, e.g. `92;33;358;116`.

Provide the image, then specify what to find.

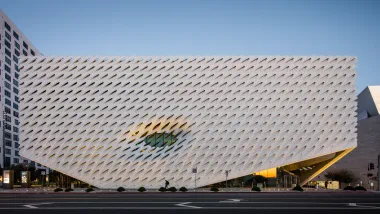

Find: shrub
179;187;188;192
117;187;126;192
292;185;304;192
64;188;73;192
251;186;261;192
138;187;147;192
343;186;356;191
210;187;219;192
54;188;63;192
354;186;367;191
86;187;94;192
168;187;177;192
158;187;167;192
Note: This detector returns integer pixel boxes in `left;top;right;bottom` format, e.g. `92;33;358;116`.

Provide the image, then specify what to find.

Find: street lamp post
225;170;231;188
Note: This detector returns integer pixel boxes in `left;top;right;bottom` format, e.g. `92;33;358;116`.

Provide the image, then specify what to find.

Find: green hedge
343;186;355;191
54;188;63;192
179;187;188;192
251;186;261;192
138;187;147;192
117;187;126;192
210;187;219;192
86;187;94;192
64;188;73;192
354;186;367;191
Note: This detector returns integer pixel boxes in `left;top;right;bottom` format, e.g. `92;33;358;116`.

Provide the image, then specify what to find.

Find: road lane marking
23;202;54;209
23;205;38;209
175;202;201;208
220;199;242;202
1;207;380;210
348;203;380;209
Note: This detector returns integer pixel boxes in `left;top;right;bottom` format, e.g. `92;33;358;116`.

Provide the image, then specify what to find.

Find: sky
1;0;379;93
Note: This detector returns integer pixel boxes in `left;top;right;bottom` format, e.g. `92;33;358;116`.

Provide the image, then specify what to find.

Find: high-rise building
0;9;45;169
19;56;357;188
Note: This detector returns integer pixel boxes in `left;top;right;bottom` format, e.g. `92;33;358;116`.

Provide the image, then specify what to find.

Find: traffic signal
369;162;375;170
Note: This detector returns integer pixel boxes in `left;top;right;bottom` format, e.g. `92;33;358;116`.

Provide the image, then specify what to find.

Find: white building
0;10;46;170
19;56;357;188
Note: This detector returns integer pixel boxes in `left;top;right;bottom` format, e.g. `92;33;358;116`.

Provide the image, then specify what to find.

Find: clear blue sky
1;0;379;92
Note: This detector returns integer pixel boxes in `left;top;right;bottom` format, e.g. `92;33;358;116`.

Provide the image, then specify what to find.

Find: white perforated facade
19;56;357;188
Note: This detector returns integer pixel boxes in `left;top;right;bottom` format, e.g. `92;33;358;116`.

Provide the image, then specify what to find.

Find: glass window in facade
4;21;11;31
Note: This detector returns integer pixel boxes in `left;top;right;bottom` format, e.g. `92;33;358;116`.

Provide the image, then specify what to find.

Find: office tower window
4;21;11;31
23;49;28;56
5;149;11;155
13;126;19;133
5;115;11;122
15;72;19;79
5;123;11;130
31;49;35;56
15;96;19;103
5;89;11;98
30;161;35;167
23;160;28;164
5;73;11;81
15;143;20;149
5;48;11;57
15;119;19;125
15;49;20;56
13;102;19;110
13;134;19;141
14;111;19;118
5;81;11;89
4;132;11;139
5;57;11;66
15;151;19;156
14;41;20;49
13;31;19;40
5;140;12;147
13;79;19;86
5;157;11;168
15;64;19;72
14;158;19;163
5;31;11;41
5;106;11;114
13;87;19;94
13;55;18;63
5;39;11;48
5;98;11;106
5;64;11;73
23;41;28;49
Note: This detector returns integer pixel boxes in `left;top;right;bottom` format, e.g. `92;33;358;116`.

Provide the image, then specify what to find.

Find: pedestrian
165;180;169;189
324;181;328;189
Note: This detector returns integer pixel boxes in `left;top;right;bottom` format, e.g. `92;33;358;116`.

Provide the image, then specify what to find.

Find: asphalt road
0;192;380;213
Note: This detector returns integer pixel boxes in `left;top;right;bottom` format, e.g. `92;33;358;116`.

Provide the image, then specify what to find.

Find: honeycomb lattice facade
19;56;357;188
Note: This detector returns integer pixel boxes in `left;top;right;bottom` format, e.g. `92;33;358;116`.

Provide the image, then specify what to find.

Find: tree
10;163;28;184
325;169;357;188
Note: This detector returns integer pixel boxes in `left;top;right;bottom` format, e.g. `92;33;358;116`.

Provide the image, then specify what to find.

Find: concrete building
317;86;380;190
19;56;357;188
0;10;46;170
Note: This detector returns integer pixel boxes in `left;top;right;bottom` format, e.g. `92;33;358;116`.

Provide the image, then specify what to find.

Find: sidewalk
0;187;377;194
